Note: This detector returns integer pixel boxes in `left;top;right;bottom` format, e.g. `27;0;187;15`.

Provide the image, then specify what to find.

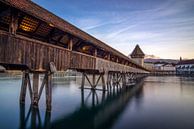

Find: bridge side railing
0;31;71;71
0;31;148;73
96;58;148;73
0;32;96;71
70;51;96;70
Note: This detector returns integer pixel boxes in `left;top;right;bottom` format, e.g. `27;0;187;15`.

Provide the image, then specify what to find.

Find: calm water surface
0;74;194;129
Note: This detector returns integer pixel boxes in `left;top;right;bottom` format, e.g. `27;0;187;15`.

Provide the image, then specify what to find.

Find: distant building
130;45;145;66
144;62;155;70
153;62;165;70
153;62;176;71
176;59;194;75
162;63;176;71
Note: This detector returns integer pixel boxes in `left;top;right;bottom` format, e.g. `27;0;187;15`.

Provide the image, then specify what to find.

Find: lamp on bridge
130;44;145;67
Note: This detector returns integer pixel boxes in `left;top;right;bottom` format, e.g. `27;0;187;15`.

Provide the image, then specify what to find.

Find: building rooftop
130;45;145;58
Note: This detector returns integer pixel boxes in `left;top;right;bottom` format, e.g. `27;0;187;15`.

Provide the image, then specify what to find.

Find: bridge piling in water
19;70;147;111
32;73;39;107
20;71;31;103
19;104;51;129
80;71;106;91
19;64;54;111
45;73;52;111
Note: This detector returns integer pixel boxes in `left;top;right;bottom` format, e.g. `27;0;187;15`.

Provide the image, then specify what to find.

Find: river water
0;73;194;129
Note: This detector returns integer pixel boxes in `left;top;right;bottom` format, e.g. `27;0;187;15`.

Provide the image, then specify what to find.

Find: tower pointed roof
130;44;145;58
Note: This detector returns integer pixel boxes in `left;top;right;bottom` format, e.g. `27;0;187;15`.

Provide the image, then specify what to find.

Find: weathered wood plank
70;51;96;70
0;32;73;71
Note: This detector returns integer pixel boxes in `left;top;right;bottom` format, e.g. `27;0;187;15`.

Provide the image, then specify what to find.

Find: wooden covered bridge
0;0;149;110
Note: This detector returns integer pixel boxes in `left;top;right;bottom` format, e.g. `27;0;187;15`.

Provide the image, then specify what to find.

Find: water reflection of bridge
19;80;144;129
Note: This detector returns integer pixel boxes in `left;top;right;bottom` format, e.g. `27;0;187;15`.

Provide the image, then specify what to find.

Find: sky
32;0;194;59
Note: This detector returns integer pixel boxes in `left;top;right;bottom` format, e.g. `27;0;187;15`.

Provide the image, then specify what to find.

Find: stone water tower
130;44;145;66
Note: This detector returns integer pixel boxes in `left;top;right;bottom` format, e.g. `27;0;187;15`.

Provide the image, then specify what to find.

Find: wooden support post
20;71;28;103
85;74;94;88
27;74;33;101
111;73;114;87
112;72;116;88
32;74;39;107
106;72;110;91
92;74;96;89
94;49;97;57
107;54;111;61
19;104;25;129
45;73;52;111
81;73;85;89
122;73;126;88
44;111;51;129
101;91;105;103
9;9;18;35
116;72;119;88
31;108;41;129
118;72;122;87
107;72;111;90
101;74;106;91
92;91;95;107
68;39;73;51
117;58;119;63
130;73;133;83
31;108;37;129
110;72;113;90
116;73;119;87
38;75;46;102
81;89;84;107
121;73;124;87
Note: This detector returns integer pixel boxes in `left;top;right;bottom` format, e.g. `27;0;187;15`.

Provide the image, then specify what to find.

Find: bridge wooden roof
2;0;131;60
1;0;149;71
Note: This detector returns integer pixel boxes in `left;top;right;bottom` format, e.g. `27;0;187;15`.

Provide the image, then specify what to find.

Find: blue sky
32;0;194;59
